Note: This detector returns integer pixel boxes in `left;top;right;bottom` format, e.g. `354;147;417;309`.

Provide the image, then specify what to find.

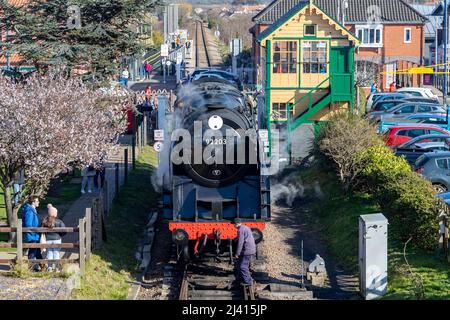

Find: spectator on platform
22;196;42;271
81;165;96;194
121;67;130;87
42;204;66;272
145;63;152;80
144;86;153;111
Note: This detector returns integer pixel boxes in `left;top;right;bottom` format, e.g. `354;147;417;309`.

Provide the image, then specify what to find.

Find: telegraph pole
445;0;449;127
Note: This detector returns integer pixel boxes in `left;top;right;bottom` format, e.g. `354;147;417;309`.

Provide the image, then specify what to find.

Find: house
252;0;360;159
412;4;441;66
0;0;30;71
411;4;441;85
251;0;427;91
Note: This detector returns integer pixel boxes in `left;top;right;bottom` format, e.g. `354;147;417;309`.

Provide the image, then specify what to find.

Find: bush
359;145;411;186
316;113;382;191
318;116;439;250
377;172;439;250
358;146;439;250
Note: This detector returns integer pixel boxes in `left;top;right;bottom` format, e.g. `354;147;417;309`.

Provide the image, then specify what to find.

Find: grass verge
71;146;158;300
299;164;450;300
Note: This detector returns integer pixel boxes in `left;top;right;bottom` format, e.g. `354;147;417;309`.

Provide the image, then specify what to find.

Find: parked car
415;152;450;193
367;102;444;122
366;92;411;112
397;87;439;102
403;97;440;104
371;99;408;112
406;113;447;125
394;134;450;165
383;124;450;147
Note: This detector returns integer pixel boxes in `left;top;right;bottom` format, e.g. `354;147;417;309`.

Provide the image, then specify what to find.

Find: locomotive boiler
161;75;271;261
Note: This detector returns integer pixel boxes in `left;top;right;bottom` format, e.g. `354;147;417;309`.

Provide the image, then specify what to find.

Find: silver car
367;102;445;122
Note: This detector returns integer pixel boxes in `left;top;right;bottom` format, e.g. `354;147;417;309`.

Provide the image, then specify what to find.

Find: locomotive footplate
169;221;266;242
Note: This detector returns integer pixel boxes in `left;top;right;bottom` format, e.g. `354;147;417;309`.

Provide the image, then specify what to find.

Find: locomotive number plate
205;138;227;145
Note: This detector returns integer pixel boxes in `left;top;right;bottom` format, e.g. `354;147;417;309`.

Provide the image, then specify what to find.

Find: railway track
195;20;211;68
178;256;262;300
156;242;314;301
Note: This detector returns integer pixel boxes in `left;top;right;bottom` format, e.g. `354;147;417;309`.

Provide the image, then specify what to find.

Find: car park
383;124;450;147
415;152;450;193
394;134;450;165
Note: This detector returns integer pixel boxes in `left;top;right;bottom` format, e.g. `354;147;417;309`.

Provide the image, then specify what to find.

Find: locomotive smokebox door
359;214;388;300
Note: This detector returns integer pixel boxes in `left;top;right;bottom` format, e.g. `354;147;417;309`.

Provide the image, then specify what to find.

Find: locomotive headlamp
208;115;223;130
251;228;264;244
172;229;189;244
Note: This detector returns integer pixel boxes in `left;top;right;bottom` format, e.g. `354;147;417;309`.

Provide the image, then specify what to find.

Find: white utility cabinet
359;213;388;300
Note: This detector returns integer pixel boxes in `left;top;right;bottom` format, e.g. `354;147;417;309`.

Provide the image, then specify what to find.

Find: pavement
129;73;177;92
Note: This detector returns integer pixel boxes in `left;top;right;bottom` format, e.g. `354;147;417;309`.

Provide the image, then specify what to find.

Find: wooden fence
0;209;92;275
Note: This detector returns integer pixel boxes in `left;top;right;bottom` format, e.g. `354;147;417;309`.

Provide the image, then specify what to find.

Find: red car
384;125;450;147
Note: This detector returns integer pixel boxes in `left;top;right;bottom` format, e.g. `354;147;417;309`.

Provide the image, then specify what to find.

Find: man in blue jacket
22;196;42;269
233;218;256;286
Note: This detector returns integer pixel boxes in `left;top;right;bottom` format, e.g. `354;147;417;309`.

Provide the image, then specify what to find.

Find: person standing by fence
12;170;25;206
22;196;42;271
81;165;96;194
94;164;106;191
42;204;66;272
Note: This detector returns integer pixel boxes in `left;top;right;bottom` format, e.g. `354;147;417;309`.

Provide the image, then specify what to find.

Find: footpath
0;140;134;300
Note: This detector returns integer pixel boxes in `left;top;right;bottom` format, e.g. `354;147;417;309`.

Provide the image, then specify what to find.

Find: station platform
129;73;177;92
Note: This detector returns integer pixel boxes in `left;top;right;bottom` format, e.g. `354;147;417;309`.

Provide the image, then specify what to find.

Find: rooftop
253;0;427;24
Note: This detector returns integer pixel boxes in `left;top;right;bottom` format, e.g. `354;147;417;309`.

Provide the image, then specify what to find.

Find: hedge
317;118;440;250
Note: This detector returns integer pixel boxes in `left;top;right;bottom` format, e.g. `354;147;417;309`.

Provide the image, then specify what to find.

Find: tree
0;0;162;81
317;113;382;192
178;3;193;29
0;75;129;227
152;29;164;47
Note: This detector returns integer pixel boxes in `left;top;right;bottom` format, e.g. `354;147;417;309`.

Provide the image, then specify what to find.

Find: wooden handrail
0;243;79;249
0;227;79;233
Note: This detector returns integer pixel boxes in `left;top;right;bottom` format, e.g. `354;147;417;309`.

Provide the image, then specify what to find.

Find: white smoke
270;173;305;206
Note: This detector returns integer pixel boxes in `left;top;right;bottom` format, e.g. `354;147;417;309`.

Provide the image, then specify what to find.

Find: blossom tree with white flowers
0;75;130;227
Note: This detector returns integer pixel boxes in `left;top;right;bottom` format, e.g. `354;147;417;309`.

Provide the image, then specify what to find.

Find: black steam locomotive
161;73;271;260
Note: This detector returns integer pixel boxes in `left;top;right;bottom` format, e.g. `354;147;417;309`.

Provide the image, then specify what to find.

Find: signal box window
273;41;297;74
302;41;327;74
271;103;295;121
304;25;316;36
272;103;287;120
